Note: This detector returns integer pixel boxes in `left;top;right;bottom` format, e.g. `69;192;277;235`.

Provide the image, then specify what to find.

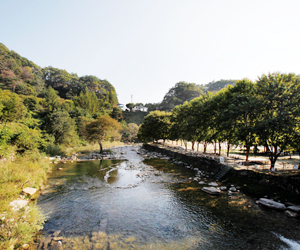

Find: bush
44;144;65;157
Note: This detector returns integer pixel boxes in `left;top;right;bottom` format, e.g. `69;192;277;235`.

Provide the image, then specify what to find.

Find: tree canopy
138;73;300;170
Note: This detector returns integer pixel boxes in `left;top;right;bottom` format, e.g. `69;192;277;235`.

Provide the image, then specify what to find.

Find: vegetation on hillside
0;43;139;249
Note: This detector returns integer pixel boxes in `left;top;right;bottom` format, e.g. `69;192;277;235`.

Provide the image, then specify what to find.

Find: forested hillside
0;43;118;107
0;43;134;158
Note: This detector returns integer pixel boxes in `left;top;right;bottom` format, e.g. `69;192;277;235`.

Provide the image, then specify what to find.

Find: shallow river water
36;145;300;249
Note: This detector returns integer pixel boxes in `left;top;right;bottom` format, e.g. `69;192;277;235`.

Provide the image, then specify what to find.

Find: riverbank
35;144;300;249
144;143;300;204
0;151;52;250
0;141;125;250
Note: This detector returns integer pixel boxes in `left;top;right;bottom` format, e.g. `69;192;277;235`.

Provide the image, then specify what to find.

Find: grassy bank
0;141;125;249
0;150;52;250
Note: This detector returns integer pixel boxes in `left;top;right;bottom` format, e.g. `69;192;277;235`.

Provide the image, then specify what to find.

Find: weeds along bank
0;150;51;249
0;141;125;249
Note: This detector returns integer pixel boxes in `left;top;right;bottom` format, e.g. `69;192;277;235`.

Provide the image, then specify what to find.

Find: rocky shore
142;143;300;218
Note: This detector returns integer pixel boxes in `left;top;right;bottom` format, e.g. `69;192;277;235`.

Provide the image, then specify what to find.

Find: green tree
74;87;99;115
85;116;122;154
188;92;214;152
44;87;61;112
138;111;172;143
145;102;160;112
255;73;300;170
46;109;79;145
221;79;258;160
111;107;123;121
126;103;134;111
0;89;26;125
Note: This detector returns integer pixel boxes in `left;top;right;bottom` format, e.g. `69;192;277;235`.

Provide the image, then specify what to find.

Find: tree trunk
99;141;103;154
227;141;230;157
197;142;199;151
218;142;221;155
246;145;250;162
214;142;217;154
270;160;276;171
267;145;280;171
191;141;195;151
203;142;207;153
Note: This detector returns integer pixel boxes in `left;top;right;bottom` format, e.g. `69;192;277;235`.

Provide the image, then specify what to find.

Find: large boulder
257;198;286;211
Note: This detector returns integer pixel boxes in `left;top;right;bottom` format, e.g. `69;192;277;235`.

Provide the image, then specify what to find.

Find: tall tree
45;109;79;145
138;110;172;143
255;73;300;170
85;116;122;154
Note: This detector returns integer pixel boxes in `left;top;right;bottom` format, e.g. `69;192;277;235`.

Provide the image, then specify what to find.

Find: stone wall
143;144;220;172
143;144;300;195
232;170;300;194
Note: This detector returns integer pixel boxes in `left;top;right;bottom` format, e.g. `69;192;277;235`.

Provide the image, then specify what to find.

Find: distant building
117;104;126;111
132;105;148;112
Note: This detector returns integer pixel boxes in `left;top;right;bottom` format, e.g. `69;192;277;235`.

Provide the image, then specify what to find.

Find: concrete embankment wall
143;144;221;171
143;144;300;195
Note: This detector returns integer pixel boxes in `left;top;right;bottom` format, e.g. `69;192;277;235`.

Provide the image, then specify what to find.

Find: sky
1;0;300;105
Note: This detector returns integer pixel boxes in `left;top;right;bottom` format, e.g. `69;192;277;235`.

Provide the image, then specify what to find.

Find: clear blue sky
2;0;300;104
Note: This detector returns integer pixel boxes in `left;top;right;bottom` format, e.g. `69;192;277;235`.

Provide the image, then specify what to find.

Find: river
36;145;300;249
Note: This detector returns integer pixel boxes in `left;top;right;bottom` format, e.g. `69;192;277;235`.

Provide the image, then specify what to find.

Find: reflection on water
36;146;300;249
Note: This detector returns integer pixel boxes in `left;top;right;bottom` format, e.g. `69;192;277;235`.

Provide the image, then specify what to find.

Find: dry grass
0;150;51;249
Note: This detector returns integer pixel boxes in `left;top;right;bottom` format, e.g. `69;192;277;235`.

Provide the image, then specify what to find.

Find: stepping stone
23;187;38;196
202;187;221;195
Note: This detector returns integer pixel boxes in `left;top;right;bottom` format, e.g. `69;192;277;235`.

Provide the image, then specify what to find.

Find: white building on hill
132;105;148;112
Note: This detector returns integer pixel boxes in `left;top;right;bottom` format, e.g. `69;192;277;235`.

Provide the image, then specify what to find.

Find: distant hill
152;79;236;111
204;79;236;93
0;43;118;107
158;81;205;111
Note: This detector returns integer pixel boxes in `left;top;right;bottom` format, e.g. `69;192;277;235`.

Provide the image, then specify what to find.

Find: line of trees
138;73;300;170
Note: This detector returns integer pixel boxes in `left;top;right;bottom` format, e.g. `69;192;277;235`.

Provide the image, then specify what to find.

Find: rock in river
257;198;286;211
202;187;221;195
